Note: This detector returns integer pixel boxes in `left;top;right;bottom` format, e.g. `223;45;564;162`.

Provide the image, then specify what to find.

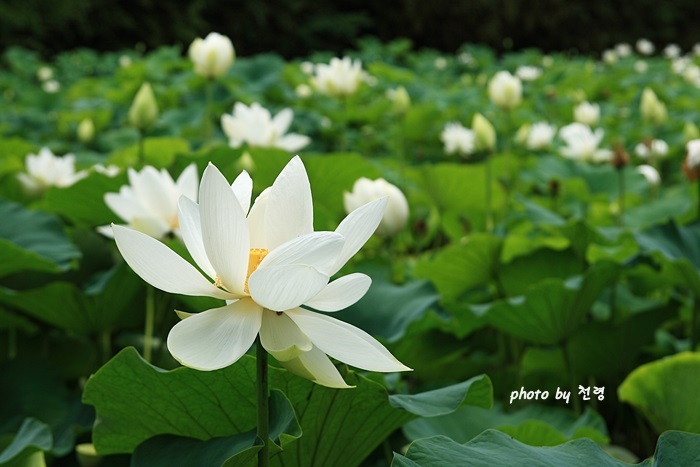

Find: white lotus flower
221;102;310;152
573;101;600;126
99;164;198;239
112;157;410;388
36;66;53;81
634;139;669;160
487;71;522;109
440;123;475;156
311;57;367;97
636;38;655;56
17;147;87;194
637;165;660;186
188;32;235;79
344;178;409;237
526;122;557;150
664;44;681;59
559;123;612;163
687;140;700;169
42;80;60;93
615;43;632;57
602;49;618;64
515;65;541;81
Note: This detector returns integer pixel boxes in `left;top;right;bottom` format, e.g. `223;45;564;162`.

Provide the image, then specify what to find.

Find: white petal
129;167;177;220
279;346;352;389
178;196;216;279
112;224;235;300
199;163;250;295
286;308;411;372
305;273;371;311
247;187;270;249
104;190;148;223
248;264;328;312
259;231;344;274
176;163;199;202
277;134;311;152
330;197;388;275
128;217;170;239
231;170;253;215
264;156;313;249
259;311;312;361
272;108;293;135
167;298;262;370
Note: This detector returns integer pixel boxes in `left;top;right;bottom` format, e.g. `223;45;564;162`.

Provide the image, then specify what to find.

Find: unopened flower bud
386;86;411;114
683;122;700;143
77;118;95;143
611;145;630;170
188;32;235;79
128;83;158;132
344;178;409;236
683;139;700;181
640;88;667;125
472;113;496;152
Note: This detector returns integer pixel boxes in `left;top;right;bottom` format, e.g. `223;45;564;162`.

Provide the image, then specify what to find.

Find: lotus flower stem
617;168;625;227
697;181;700;220
562;342;581;415
137;131;145;165
8;327;16;359
256;338;270;467
691;294;698;351
143;286;155;362
339;95;349;152
204;79;214;141
485;153;494;233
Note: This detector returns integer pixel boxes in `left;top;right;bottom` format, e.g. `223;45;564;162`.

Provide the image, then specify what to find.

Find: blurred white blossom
636;38;655;56
516;65;541;81
559;123;612;163
344;178;409;236
488;71;522;109
687;139;700;169
573;101;600;126
37;66;53;81
615;43;632;57
311;57;367;97
634;60;648;73
635;139;669;160
221;102;310;152
17;148;87;193
42;80;60;93
188;32;235;79
440;123;474;156
526;122;557;150
663;44;681;59
636;165;661;186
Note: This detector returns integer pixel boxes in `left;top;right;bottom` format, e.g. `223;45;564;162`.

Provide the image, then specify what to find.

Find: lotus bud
128;83;158;132
683;139;700;181
344;178;409;236
515;124;531;146
76;443;102;467
487;71;522;109
472;113;497;152
77;118;95;143
188;32;235;79
386;86;411;115
683;122;700;143
574;101;600;126
236;151;255;173
640;88;667;125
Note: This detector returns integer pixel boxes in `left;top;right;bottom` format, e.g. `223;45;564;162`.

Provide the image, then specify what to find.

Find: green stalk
144;286;155;363
697;180;700;221
256;338;270;467
339;95;349;152
204;78;214;141
691;294;698;351
485;152;494;233
617;167;625;227
562;342;581;415
8;327;16;359
137;131;145;165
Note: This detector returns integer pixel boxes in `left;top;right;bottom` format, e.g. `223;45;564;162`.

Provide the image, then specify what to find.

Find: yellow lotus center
244;248;268;294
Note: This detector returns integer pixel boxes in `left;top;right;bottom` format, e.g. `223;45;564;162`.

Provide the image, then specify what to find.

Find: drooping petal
264;156;313;249
286;308;411;372
167;298;262;370
175;163;199;202
248;264;328;312
259;311;312;361
258;231;344;274
231;170;253;215
305;273;371;311
280;346;353;389
112;224;235;300
199;163;249;295
329;197;388;275
177;196;216;279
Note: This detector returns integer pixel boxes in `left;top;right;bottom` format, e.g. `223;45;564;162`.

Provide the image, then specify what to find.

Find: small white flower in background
363;74;378;87
440;122;474;156
300;61;315;74
687;140;700;169
37;66;53;81
542;56;554;67
694;43;700;56
472;113;497;152
434;57;448;70
515;124;531;146
664;44;681;59
559;123;612;163
17;148;87;194
487;71;522;109
188;32;235;79
634;139;669;160
119;55;133;68
681;64;700;87
516;65;541;81
77;118;95;143
636;38;655;56
221;102;310;152
573;101;600;126
311;57;367;97
671;57;691;74
295;84;312;98
602;49;618;64
99;164;198;240
615;43;632;57
42;80;60;93
344;178;409;237
385;86;411;114
112;157;410;388
92;164;121;177
640;88;667;125
634;60;648;73
636;165;661;186
526;122;557;150
457;52;473;65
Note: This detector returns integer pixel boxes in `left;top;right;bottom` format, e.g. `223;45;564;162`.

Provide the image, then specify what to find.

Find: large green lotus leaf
618;352;700;433
0;138;34;176
498;247;584;297
83;348;492;466
339;262;439;342
652;430;700;466
0;200;81;277
478;262;619;345
39;170;127;227
107;137;190;168
623;185;693;229
392;430;642;467
635;220;700;269
414;234;502;303
0;419;52;467
403;403;607;446
0;262;143;335
131;390;301;467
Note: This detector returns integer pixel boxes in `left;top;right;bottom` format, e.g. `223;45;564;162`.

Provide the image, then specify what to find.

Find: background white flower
636;38;655;55
99;164;198;239
441;122;475;156
17;147;87;193
559;123;612;163
637;165;661;186
635;139;669;160
188;32;235;79
516;65;541;81
311;57;367;97
112;157;410;388
344;178;409;236
687;139;700;169
573;101;600;126
526;122;557;150
221;102;310;152
488;71;522;109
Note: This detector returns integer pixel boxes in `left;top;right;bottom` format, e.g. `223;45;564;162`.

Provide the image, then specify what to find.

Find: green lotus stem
137;131;145;165
697;181;700;220
562;342;581;415
339;95;349;152
8;327;16;359
144;286;155;363
617;168;625;227
204;78;214;141
256;338;270;467
485;152;494;233
691;294;698;351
